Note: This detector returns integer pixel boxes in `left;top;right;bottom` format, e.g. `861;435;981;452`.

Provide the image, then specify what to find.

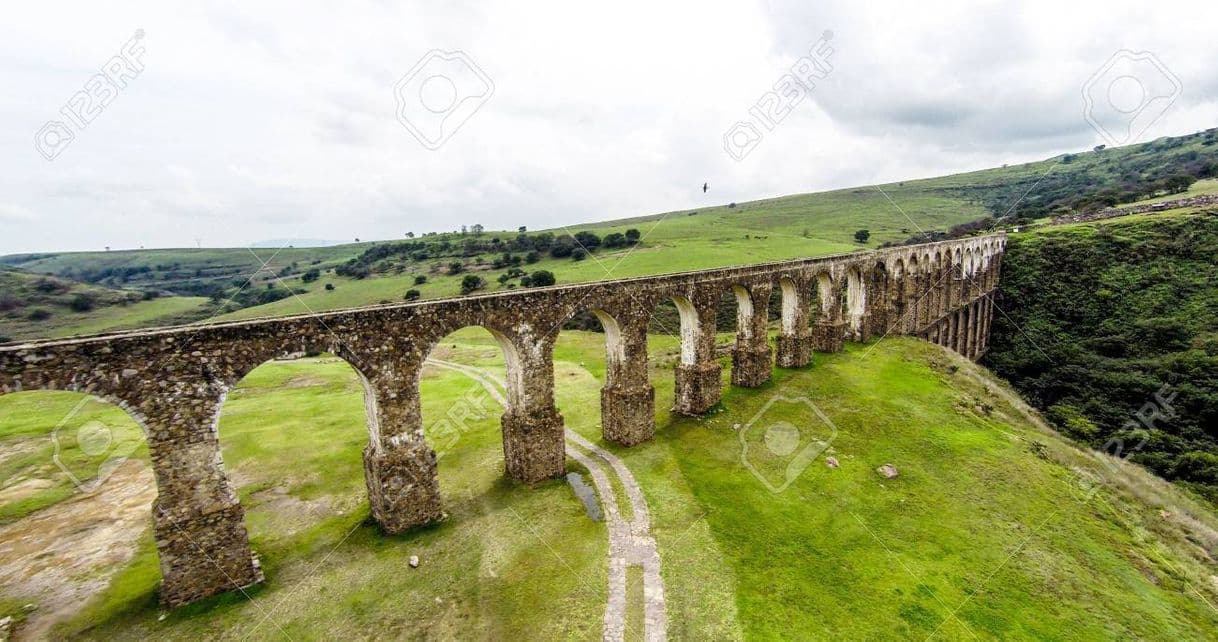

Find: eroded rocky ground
0;459;154;640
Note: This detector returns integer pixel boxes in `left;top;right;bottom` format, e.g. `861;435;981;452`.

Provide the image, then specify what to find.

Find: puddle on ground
566;472;602;521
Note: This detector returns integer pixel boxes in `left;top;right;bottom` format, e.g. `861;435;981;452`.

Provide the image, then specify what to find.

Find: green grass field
2;329;1216;639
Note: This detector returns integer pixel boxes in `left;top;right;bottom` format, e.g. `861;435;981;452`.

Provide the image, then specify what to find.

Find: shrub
324;283;335;291
625;228;641;244
1172;452;1218;485
69;293;95;312
854;229;871;243
573;231;601;250
448;261;465;275
33;278;65;294
572;248;587;261
27;307;52;321
549;237;576;258
460;275;485;294
414;274;427;285
302;268;321;283
525;251;541;264
603;233;627;248
528;270;555;287
404;289;421;301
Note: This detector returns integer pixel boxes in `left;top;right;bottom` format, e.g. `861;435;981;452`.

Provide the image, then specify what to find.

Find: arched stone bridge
0;233;1004;607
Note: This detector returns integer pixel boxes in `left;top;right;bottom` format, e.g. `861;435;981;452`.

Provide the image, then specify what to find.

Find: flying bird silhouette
702;182;708;193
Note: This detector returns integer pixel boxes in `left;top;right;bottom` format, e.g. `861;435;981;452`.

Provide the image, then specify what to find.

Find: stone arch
570;305;656;446
212;353;376;555
726;282;774;387
417;321;563;484
421;324;523;414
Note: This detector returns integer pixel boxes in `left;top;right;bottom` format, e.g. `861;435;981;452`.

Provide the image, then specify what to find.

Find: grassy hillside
4;129;1217;338
986;206;1218;502
0;246;366;298
0;268;210;343
2;332;1216;638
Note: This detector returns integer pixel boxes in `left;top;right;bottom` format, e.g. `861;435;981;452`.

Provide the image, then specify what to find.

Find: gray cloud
0;0;1215;254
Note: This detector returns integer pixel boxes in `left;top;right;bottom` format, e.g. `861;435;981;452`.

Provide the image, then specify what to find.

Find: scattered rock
409;555;420;568
877;463;899;479
1;616;13;642
20;605;35;613
826;457;839;469
1159;509;1172;520
158;612;168;622
732;423;741;431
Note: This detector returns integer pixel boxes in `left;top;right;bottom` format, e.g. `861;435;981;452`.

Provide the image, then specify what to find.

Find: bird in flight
702;182;708;193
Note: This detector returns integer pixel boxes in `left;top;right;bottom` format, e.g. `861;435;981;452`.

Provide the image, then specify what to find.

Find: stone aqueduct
0;233;1004;606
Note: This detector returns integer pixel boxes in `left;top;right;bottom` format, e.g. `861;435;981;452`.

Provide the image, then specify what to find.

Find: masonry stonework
0;233;1004;607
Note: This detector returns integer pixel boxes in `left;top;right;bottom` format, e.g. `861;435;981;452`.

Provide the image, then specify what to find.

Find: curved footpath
426;358;667;642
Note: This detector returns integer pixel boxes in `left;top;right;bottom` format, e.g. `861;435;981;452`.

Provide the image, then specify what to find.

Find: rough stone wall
0;233;1004;608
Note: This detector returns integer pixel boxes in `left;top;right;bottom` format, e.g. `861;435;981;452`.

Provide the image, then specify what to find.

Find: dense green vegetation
926;128;1218;221
986;209;1218;502
3;331;1217;638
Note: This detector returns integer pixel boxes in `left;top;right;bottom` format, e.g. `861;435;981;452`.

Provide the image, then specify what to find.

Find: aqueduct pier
0;233;1004;606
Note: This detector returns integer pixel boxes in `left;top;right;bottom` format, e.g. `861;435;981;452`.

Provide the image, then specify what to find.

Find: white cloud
1;0;1216;253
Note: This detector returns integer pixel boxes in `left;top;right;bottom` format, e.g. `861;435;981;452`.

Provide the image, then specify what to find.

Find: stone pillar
865;270;889;339
915;270;930;331
811;282;845;353
901;276;915;333
963;303;974;359
364;361;444;534
601;315;656;446
775;280;814;368
145;390;264;608
502;332;565;482
732;284;774;386
674;296;722;416
954;310;966;355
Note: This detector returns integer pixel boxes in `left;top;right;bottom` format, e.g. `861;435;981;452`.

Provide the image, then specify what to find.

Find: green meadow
2;328;1216;639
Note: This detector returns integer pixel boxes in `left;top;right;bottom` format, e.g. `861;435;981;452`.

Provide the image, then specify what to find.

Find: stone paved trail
427;358;667;641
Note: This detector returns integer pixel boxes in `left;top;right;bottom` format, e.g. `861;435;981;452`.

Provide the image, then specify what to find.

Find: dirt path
0;459;155;640
426;358;667;642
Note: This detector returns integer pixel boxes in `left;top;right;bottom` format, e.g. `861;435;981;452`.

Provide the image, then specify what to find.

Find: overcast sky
2;0;1216;254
